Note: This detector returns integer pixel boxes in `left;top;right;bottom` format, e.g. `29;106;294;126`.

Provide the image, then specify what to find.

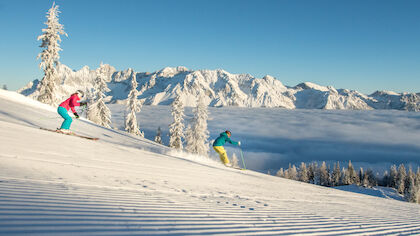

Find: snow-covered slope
1;89;420;235
19;64;420;111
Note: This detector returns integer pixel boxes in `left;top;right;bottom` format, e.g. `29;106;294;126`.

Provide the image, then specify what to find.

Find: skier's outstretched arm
227;137;239;146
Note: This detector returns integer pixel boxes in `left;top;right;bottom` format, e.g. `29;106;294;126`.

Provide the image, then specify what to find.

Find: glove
73;112;80;119
238;141;241;146
80;102;87;106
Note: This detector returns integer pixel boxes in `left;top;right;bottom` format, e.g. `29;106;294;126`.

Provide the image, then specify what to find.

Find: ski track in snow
1;178;420;236
1;90;420;235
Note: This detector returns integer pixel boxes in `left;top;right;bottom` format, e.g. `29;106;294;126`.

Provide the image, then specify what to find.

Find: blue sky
0;0;419;94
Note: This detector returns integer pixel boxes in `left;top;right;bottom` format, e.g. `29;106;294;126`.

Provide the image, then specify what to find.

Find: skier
57;90;87;133
213;130;241;166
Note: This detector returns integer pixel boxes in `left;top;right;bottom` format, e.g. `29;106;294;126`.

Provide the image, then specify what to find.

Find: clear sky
0;0;419;94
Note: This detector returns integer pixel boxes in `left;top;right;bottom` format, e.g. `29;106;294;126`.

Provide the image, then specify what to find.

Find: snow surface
1;89;420;235
334;185;405;202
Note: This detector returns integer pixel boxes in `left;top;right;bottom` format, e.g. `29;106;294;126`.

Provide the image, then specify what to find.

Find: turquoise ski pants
58;106;72;130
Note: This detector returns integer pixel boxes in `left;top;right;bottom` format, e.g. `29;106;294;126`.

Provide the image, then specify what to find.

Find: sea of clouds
108;105;420;174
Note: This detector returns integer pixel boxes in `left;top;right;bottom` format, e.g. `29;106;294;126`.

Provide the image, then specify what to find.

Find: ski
225;165;246;171
39;127;99;141
231;167;246;171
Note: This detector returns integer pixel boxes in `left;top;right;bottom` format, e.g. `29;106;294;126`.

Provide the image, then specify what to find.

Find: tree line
276;161;420;204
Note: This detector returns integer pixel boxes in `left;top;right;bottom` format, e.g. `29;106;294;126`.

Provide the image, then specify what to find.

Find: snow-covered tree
298;162;309;183
405;167;415;194
416;167;420;186
382;171;390;187
37;3;67;106
343;160;359;185
350;161;360;185
285;164;298;181
231;153;239;168
331;162;341;187
388;165;398;188
154;127;163;144
340;167;347;185
87;63;112;128
317;162;330;186
406;175;419;203
308;162;317;184
185;95;210;156
125;72;143;136
368;169;377;187
396;164;407;194
276;168;285;178
361;168;376;188
409;167;420;203
169;93;185;149
359;168;364;185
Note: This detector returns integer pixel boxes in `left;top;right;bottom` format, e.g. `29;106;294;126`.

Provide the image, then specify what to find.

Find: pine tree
359;168;368;187
382;171;390;187
416;167;420;186
365;169;377;187
389;165;398;188
37;3;67;106
326;164;332;185
331;162;341;187
125;72;143;136
412;167;420;203
396;164;407;194
298;162;309;183
308;162;317;184
341;167;348;185
405;167;415;194
345;160;359;185
169;93;185;149
360;168;376;188
318;162;329;186
185;95;210;156
276;168;285;178
406;175;419;203
87;63;112;128
288;164;298;181
154;127;163;144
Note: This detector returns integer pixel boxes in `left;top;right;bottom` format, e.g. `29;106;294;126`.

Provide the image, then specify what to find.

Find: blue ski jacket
213;132;239;147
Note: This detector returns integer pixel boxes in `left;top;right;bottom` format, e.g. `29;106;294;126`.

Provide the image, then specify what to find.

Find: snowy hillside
19;63;420;111
1;89;420;235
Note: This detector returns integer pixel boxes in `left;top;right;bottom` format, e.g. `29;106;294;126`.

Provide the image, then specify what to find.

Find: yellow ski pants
213;146;230;165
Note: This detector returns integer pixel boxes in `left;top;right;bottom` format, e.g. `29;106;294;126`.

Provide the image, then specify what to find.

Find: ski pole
239;148;247;170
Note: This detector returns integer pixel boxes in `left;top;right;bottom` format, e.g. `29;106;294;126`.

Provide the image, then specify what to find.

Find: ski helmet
75;90;85;98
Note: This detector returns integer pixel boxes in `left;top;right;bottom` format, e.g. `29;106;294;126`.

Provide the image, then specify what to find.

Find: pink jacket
59;94;81;113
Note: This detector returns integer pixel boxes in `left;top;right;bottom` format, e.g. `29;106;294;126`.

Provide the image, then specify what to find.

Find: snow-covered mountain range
19;63;420;110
